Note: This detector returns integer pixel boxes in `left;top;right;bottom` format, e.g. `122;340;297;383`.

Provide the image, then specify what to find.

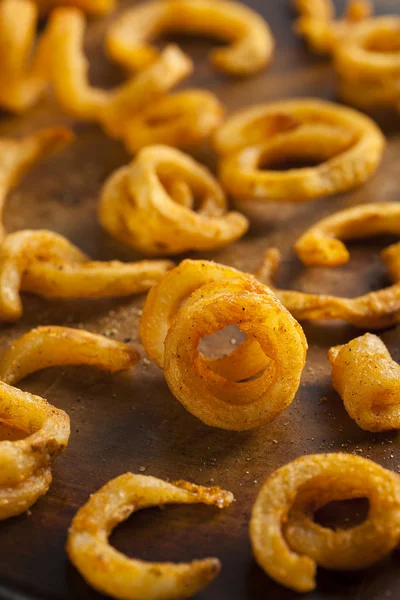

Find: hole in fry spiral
313;498;370;530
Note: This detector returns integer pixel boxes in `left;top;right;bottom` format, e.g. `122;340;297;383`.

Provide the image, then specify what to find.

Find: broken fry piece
329;333;400;431
67;473;233;600
0;230;173;322
99;145;248;255
106;0;274;76
0;326;139;386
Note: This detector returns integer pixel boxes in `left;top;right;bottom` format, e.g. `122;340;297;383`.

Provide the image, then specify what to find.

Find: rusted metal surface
0;1;399;599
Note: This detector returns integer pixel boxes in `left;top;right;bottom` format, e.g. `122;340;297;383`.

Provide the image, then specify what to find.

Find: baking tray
0;0;399;598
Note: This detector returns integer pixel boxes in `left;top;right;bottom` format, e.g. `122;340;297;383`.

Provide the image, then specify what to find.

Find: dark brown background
0;0;399;598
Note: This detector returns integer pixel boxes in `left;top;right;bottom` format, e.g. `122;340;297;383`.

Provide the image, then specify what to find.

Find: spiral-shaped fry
48;8;223;150
106;0;274;76
295;203;400;267
0;127;73;242
250;453;400;592
256;245;400;330
329;333;400;431
0;0;52;112
141;260;307;430
67;473;233;600
99;146;248;256
213;99;385;205
0;381;70;518
0;326;140;386
0;230;173;322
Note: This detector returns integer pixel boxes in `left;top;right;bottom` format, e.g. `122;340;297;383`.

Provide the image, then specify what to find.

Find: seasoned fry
106;0;274;76
0;326;139;386
118;90;224;153
140;258;261;368
213;99;385;204
250;453;400;592
67;473;233;600
0;381;70;518
0;127;73;242
256;246;400;329
48;8;222;149
34;0;116;16
164;277;307;430
99;145;248;255
329;333;400;431
295;203;400;267
293;0;372;54
0;0;51;112
0;230;173;322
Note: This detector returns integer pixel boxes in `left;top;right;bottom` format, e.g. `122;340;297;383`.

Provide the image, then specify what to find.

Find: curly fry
141;258;258;368
99;145;248;255
293;0;372;54
213;99;385;204
48;8;222;149
250;453;400;592
106;0;274;76
0;230;173;322
256;245;400;329
119;90;224;153
34;0;116;16
0;381;70;517
164;277;307;430
0;326;139;386
0;127;73;242
295;203;400;267
329;333;400;431
0;0;52;113
67;473;233;600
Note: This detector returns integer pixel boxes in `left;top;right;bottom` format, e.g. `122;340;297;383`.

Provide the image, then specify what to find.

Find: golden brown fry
34;0;116;16
48;8;222;149
329;333;400;431
293;0;372;54
0;326;139;386
0;230;173;322
250;453;400;592
0;127;73;242
0;381;70;517
295;203;400;267
164;277;307;430
0;0;52;113
256;246;400;329
99;145;248;256
118;90;224;154
67;473;233;600
106;0;274;76
140;258;259;368
213;99;385;204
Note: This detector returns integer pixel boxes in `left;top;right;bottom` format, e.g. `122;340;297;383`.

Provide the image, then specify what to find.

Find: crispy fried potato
0;0;52;112
329;333;400;431
250;453;400;592
293;0;372;54
0;128;73;242
0;230;173;322
48;8;222;150
0;381;69;517
106;0;274;76
213;99;385;204
0;326;139;386
34;0;116;16
256;246;400;329
295;203;400;267
99;145;248;256
164;277;307;430
67;473;233;600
